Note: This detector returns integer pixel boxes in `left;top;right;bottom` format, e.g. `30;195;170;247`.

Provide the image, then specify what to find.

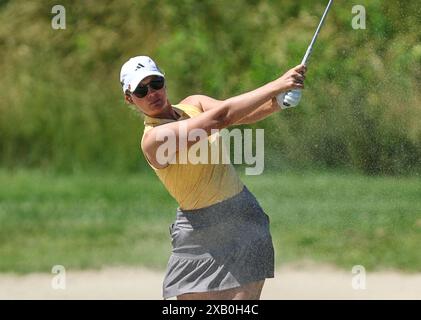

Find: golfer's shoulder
179;95;204;112
179;95;224;112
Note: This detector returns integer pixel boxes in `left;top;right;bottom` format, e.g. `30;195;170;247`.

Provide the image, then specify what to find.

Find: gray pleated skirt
163;186;275;299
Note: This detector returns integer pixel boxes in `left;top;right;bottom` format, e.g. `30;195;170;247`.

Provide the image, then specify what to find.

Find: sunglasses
132;77;165;98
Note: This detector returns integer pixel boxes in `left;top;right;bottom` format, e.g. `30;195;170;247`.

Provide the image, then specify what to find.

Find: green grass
0;169;420;274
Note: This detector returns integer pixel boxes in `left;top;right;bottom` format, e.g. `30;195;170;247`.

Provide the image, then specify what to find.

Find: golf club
278;0;334;109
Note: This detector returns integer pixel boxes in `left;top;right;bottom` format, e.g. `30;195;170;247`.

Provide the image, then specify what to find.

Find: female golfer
120;56;306;300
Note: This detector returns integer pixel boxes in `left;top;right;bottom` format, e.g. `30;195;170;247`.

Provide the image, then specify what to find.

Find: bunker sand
1;264;420;300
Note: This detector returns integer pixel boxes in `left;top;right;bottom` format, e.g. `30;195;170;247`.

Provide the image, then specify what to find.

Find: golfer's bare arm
181;65;306;125
142;64;306;168
181;95;281;125
142;83;278;168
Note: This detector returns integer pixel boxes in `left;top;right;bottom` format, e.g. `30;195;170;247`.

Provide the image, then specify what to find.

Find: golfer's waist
175;186;260;225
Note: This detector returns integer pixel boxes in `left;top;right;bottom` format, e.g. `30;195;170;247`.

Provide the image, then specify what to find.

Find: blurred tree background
0;0;420;175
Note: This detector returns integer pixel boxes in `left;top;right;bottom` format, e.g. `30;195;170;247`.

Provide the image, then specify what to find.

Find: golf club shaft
282;0;333;108
301;0;334;66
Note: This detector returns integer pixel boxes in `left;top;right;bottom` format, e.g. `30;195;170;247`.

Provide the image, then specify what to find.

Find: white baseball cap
120;56;165;93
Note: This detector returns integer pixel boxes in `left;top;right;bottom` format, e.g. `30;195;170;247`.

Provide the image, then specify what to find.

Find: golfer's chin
147;99;166;113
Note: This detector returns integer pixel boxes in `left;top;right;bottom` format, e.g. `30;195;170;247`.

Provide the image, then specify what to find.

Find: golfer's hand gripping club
279;60;307;109
275;64;306;109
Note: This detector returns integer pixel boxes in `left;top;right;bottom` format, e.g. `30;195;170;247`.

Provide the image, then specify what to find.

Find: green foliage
0;0;420;174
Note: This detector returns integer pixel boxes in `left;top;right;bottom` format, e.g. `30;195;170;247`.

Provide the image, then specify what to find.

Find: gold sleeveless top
142;104;244;210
